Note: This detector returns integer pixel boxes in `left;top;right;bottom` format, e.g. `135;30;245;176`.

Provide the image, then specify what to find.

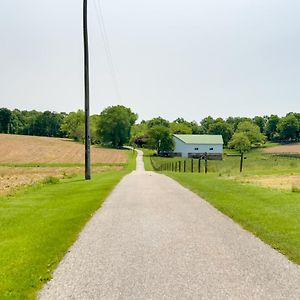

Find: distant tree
147;117;169;129
228;132;251;153
200;116;215;133
228;132;251;172
130;122;149;147
190;121;205;134
208;120;233;145
236;121;265;145
0;108;12;133
265;114;280;140
30;111;64;137
253;116;266;133
131;122;148;138
90;115;101;144
10;109;25;134
23;110;42;135
146;125;174;153
133;135;148;148
61;110;85;141
277;114;299;141
97;105;137;147
226;116;252;131
170;122;192;134
174;117;188;124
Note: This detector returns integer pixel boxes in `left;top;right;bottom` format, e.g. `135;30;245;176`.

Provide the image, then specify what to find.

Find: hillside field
0;134;128;195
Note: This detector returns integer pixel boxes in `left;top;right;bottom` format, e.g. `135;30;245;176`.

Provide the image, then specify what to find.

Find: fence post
179;161;181;172
205;153;208;174
198;159;201;173
172;162;174;172
184;160;186;172
191;158;194;173
240;152;244;172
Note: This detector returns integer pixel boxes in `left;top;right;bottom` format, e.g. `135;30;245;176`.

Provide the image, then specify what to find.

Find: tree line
0;107;299;151
0;106;137;147
131;113;300;153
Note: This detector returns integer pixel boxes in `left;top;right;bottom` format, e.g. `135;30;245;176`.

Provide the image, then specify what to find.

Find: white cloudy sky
1;0;299;121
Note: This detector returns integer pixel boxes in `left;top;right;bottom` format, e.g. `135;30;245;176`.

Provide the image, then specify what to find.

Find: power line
92;0;122;102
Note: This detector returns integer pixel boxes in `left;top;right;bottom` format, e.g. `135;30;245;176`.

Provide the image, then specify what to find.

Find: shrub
42;176;59;185
291;185;300;193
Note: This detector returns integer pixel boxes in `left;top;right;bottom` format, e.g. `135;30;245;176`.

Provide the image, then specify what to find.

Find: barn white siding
173;135;223;158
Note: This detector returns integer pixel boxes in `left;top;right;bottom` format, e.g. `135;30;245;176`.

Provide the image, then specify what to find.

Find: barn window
209;147;213;150
194;147;199;150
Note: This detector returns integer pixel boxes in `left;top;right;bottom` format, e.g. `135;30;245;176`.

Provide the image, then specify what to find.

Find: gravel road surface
40;150;300;299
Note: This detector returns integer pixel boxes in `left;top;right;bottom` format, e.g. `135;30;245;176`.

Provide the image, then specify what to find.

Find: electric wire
92;0;122;103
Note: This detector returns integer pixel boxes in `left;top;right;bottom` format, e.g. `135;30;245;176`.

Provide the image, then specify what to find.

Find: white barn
173;134;223;159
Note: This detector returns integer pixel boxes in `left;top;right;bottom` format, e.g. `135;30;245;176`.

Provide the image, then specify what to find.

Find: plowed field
0;134;128;195
0;134;127;163
264;143;300;154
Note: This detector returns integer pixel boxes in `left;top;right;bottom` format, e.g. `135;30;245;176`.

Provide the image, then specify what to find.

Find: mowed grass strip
0;151;136;299
167;172;300;265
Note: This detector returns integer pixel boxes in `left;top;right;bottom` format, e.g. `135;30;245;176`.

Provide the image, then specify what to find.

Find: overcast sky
1;0;299;121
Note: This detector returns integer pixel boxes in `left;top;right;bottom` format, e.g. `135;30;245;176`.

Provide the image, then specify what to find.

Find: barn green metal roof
173;134;223;144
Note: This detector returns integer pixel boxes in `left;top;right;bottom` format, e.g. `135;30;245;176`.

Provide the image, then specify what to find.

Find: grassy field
142;146;300;265
0;149;136;299
148;149;300;186
0;134;128;196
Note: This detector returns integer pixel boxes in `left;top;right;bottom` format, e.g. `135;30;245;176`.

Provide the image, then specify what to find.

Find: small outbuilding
173;134;223;159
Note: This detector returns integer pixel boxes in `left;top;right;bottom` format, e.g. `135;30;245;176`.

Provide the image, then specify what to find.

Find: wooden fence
150;156;209;174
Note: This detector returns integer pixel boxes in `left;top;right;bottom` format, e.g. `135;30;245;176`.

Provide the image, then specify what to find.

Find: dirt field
0;134;129;196
237;174;300;190
264;143;300;154
0;134;127;164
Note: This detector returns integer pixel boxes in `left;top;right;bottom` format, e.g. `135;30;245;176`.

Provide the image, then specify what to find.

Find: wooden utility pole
83;0;91;180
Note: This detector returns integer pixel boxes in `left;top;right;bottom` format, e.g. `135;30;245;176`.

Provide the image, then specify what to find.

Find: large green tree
61;110;85;141
200;116;215;133
147;117;169;128
228;132;251;172
208;120;233;145
97;105;137;147
277;114;299;141
253;116;266;133
228;132;251;153
236;121;265;145
170;122;192;134
32;111;65;137
146;125;175;153
265;114;280;140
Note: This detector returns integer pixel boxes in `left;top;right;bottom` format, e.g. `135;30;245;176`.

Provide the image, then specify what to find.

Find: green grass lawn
167;172;300;265
0;151;136;299
142;146;300;265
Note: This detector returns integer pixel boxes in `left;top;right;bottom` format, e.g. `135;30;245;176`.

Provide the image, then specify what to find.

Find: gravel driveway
40;150;300;299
